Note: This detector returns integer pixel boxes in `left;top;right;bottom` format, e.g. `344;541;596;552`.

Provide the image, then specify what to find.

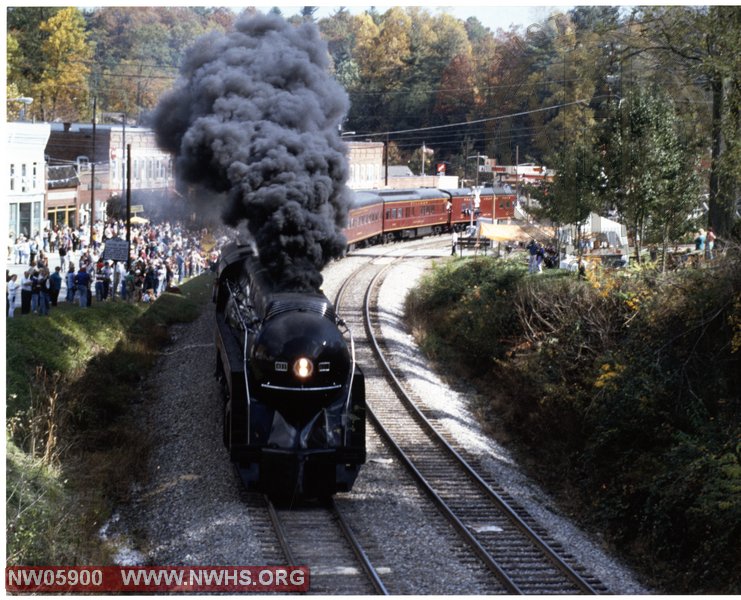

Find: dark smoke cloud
151;13;351;291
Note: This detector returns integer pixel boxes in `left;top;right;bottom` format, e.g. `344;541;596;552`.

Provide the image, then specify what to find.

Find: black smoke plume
151;13;351;291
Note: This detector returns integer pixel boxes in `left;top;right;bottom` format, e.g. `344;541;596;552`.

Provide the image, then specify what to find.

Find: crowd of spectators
7;219;223;317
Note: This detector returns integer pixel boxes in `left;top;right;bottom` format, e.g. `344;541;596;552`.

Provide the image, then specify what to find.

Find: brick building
46;122;174;226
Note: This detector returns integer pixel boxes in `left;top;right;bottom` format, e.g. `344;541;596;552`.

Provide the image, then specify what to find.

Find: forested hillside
7;6;741;237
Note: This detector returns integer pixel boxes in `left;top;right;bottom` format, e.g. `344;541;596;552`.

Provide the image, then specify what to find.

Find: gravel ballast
373;252;649;594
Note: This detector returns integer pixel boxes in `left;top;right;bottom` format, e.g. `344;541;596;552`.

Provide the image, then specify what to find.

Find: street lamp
9;97;33;121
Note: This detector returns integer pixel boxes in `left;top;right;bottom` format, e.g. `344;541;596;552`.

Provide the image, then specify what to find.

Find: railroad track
334;251;608;594
261;495;388;595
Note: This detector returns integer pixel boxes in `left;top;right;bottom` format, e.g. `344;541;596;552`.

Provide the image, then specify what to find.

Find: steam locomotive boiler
214;242;366;497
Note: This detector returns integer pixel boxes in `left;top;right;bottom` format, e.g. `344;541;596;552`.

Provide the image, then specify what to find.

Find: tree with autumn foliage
32;7;93;122
86;7;234;120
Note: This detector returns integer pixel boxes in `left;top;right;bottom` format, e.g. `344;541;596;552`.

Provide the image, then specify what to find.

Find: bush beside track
6;275;214;565
405;254;740;594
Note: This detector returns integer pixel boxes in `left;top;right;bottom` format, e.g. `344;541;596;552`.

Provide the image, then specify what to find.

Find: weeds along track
334;251;609;595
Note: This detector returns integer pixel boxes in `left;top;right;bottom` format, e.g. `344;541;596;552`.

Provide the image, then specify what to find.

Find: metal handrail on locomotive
214;242;366;497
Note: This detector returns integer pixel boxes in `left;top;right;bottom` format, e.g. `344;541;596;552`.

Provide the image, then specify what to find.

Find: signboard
436;162;446;175
102;238;129;262
130;204;144;214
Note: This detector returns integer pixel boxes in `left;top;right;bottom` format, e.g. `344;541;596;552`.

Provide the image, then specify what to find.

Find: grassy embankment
406;252;740;594
6;274;214;565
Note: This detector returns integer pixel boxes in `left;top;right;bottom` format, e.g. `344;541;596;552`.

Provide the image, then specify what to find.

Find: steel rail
327;497;389;595
362;259;600;595
358;261;523;594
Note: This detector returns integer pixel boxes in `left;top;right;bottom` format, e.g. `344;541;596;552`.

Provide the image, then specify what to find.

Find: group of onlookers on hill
7;220;222;318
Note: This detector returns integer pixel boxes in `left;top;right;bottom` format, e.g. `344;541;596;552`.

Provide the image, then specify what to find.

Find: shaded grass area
406;255;740;594
6;274;214;565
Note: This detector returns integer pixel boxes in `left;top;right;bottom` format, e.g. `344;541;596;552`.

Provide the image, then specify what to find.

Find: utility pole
384;133;389;187
121;113;126;201
90;98;96;249
126;144;132;270
517;144;526;213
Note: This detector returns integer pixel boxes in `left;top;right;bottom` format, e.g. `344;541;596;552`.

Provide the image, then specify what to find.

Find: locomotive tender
215;242;366;497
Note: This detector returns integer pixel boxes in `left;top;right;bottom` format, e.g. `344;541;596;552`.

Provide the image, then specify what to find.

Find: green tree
523;12;604;165
604;88;701;262
463;16;491;45
534;133;603;255
300;6;318;22
398;9;470;134
34;7;93;121
7;7;60;118
6;34;24;120
633;6;741;238
319;7;359;86
478;28;536;164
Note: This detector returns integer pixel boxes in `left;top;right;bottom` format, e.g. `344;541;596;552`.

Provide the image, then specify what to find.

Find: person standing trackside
526;239;538;273
29;235;38;266
49;266;62;306
706;227;716;259
37;268;50;316
20;269;33;314
58;234;69;274
694;229;706;252
66;264;76;303
95;259;105;302
451;230;459;256
30;269;42;314
75;265;91;308
7;274;19;318
102;261;113;300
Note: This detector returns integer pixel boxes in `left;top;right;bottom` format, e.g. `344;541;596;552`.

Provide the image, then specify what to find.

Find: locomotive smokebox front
251;306;353;423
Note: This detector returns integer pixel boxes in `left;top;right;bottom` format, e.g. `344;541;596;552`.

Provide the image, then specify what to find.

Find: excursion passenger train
214;242;366;498
344;186;517;248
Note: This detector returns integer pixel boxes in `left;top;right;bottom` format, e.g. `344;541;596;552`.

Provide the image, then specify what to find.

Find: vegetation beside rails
6;274;214;565
406;252;741;594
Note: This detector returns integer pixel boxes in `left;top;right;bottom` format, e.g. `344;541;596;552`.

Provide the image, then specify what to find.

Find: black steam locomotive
214;242;366;497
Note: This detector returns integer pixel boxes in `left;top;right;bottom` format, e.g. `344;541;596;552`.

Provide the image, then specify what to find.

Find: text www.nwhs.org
6;566;310;592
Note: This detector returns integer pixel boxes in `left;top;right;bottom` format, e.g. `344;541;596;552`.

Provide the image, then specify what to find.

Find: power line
346;97;610;140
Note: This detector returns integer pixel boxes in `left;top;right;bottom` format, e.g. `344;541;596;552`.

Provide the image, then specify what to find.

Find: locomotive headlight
293;357;314;379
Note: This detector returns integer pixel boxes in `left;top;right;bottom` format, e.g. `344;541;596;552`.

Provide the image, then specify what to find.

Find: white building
6;122;51;240
346;142;458;190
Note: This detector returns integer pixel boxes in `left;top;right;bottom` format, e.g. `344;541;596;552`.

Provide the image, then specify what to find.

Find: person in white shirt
7;274;19;317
